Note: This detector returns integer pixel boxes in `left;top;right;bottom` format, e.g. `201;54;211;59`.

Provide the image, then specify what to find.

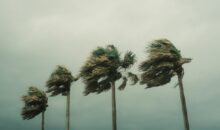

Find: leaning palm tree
21;86;48;130
139;39;191;130
80;45;138;130
46;65;78;130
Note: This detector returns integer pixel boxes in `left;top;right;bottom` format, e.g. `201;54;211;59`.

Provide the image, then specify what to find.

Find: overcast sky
0;0;220;130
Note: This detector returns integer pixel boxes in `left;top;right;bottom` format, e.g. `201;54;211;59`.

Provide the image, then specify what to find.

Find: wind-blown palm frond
127;72;139;85
121;51;136;69
140;39;191;88
21;87;48;120
118;72;139;90
118;77;128;90
80;45;136;95
46;65;76;96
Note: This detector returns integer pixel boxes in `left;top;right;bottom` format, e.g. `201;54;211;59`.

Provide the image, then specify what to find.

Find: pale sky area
0;0;220;130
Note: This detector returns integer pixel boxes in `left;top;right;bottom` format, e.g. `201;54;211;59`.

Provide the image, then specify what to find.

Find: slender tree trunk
178;73;190;130
41;111;45;130
66;91;70;130
111;82;117;130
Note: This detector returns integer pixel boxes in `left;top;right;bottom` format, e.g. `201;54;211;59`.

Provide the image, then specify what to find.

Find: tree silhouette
139;39;191;130
80;45;138;130
21;87;48;130
46;65;78;130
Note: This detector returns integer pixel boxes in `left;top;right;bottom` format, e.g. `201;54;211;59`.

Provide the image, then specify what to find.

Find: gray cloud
0;0;220;130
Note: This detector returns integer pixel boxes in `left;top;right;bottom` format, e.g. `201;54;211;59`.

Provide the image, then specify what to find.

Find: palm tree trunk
178;73;190;130
66;91;70;130
111;82;117;130
41;111;45;130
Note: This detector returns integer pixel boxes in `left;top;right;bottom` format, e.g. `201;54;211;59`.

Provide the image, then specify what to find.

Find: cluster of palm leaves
80;45;139;130
139;39;191;130
80;45;138;95
46;65;78;130
21;87;48;120
139;39;191;88
46;65;77;96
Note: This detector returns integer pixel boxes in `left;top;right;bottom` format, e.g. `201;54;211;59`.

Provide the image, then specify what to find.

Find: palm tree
139;39;191;130
46;65;78;130
80;45;138;130
21;86;48;130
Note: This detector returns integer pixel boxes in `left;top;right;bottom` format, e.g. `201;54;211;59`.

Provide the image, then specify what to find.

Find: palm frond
92;45;120;62
121;51;136;69
127;72;139;85
83;81;99;96
105;45;120;62
83;71;122;95
92;47;106;57
118;77;128;90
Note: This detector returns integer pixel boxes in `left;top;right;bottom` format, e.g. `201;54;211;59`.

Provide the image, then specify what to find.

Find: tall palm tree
139;39;191;130
21;86;48;130
80;45;138;130
46;65;78;130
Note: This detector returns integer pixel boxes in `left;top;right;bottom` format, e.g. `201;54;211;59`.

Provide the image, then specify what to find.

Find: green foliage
46;65;77;96
127;72;139;85
80;45;138;95
121;51;136;69
139;39;191;88
92;45;120;63
21;87;48;120
118;77;128;90
92;47;106;56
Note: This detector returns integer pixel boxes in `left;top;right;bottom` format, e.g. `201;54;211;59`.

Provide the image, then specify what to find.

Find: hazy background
0;0;219;130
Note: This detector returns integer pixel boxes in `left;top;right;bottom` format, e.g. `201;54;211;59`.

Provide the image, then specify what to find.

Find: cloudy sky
0;0;219;130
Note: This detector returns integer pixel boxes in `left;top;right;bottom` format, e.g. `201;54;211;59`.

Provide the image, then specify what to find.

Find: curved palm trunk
41;111;45;130
66;91;70;130
111;82;117;130
178;74;190;130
